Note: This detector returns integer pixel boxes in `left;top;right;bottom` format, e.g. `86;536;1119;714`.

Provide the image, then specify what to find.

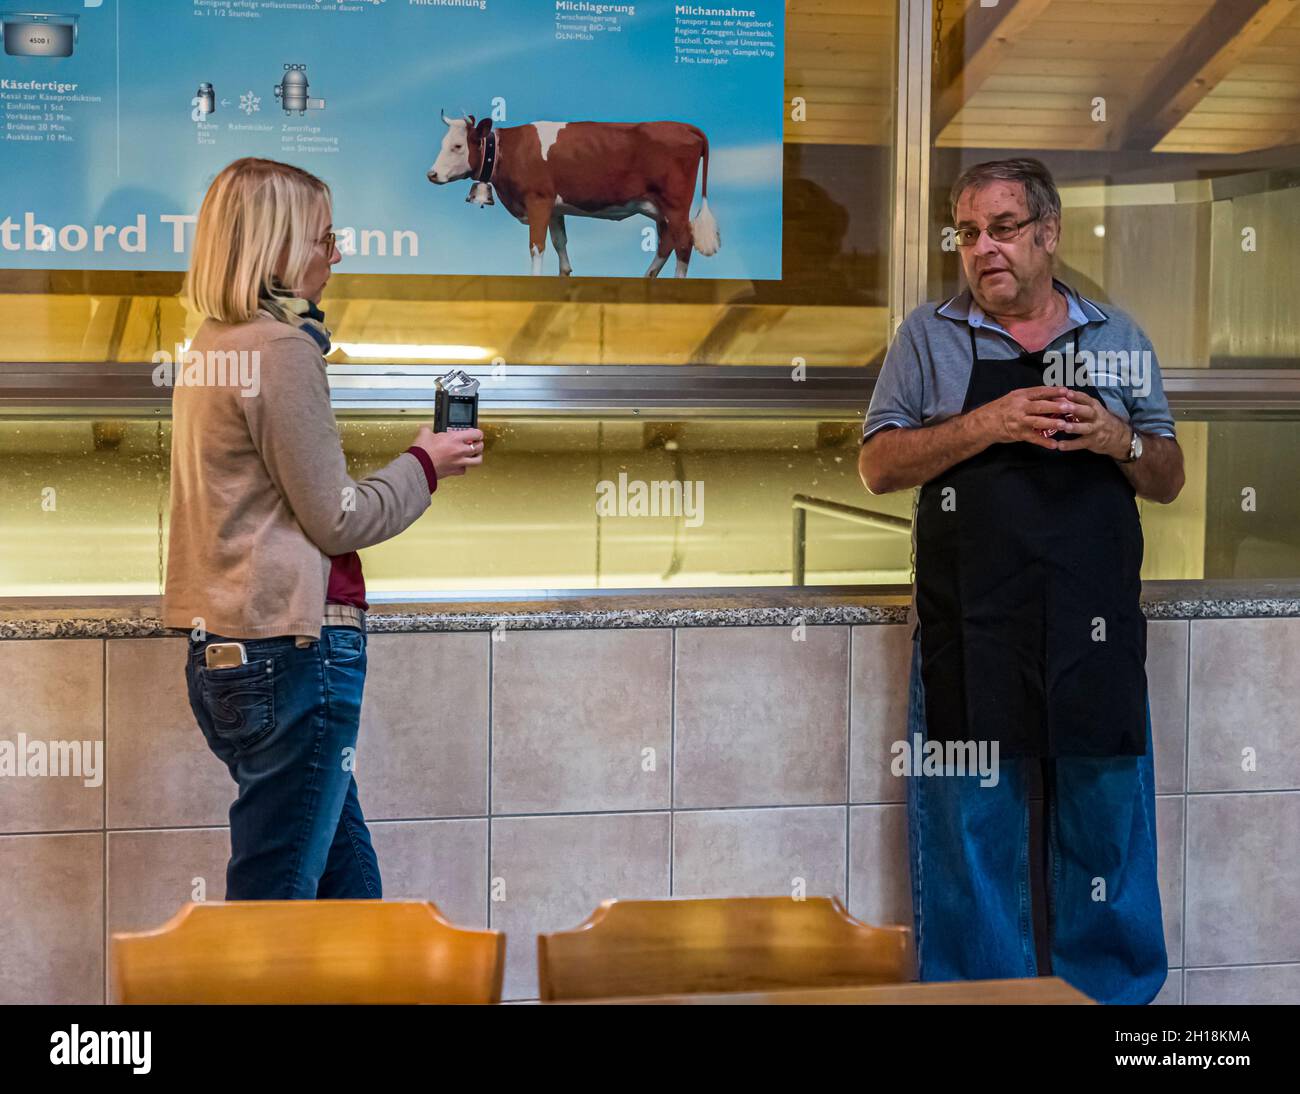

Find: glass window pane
4;414;1299;597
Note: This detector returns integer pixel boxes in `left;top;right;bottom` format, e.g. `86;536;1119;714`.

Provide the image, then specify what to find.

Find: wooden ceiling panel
935;0;1300;156
973;38;1168;61
793;0;896;15
1157;0;1300;152
785;0;895;147
1032;1;1203;25
933;0;1056;133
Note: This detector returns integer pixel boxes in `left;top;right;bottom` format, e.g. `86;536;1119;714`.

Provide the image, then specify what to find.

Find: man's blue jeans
185;627;382;900
905;635;1168;1004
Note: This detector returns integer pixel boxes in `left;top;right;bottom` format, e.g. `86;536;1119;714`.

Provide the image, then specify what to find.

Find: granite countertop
1;581;1298;639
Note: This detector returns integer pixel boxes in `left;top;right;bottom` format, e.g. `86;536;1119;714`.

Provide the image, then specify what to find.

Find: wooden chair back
112;900;504;1004
537;895;912;1002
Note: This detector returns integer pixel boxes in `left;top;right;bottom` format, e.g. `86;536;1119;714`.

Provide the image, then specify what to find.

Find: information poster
0;1;784;278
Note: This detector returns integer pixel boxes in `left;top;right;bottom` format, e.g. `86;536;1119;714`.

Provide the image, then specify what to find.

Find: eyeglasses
952;215;1039;248
318;230;336;250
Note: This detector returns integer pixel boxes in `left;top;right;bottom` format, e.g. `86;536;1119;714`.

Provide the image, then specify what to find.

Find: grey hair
949;158;1061;224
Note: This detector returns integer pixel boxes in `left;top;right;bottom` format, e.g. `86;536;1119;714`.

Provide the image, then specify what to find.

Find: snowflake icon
239;91;261;116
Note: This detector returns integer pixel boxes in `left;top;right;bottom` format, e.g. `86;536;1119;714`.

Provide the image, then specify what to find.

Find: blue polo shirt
863;279;1177;442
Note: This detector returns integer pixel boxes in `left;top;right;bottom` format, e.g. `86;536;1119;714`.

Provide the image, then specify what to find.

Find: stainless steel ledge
0;362;1298;418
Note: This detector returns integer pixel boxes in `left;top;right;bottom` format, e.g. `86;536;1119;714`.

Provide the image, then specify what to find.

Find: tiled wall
0;619;1297;1003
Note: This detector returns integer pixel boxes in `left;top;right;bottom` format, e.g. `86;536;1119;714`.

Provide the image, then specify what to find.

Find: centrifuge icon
274;64;325;116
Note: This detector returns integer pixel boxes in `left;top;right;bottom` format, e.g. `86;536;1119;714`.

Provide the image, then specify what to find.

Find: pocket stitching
328;631;365;664
200;659;276;748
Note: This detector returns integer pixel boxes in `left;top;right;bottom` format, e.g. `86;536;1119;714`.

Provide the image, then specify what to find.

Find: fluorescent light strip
332;343;495;361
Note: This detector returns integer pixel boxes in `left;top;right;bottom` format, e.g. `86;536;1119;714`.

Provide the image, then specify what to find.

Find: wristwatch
1118;427;1143;464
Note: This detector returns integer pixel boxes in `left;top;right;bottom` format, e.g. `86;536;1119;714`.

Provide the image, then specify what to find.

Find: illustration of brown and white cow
427;113;721;277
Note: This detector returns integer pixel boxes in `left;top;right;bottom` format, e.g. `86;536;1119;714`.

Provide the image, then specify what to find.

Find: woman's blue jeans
185;626;382;900
905;635;1168;1004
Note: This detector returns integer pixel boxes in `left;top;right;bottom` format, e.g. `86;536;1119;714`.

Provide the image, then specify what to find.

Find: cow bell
466;181;495;207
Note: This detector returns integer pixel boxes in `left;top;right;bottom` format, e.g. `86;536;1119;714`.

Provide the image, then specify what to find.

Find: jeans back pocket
326;628;365;666
199;658;276;751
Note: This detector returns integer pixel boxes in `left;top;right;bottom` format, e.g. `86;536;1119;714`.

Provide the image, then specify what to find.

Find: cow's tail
691;134;721;256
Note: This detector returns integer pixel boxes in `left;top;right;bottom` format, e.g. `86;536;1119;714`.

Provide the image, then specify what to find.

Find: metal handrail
792;493;912;586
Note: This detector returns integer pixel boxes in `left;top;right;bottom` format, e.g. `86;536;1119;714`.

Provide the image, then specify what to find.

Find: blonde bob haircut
184;157;331;325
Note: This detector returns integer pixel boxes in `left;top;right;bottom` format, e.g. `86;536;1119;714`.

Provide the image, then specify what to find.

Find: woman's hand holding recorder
412;425;484;478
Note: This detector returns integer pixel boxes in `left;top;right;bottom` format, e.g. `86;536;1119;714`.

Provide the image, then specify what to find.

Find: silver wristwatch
1118;428;1143;464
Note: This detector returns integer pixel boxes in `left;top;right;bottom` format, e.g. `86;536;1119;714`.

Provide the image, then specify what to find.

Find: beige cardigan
162;313;432;639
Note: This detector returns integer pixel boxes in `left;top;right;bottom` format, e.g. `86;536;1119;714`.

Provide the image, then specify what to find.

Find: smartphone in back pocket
205;642;248;670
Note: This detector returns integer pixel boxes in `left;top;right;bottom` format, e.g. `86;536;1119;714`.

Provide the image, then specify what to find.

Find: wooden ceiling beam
688;305;790;366
1118;0;1297;151
932;0;1055;137
505;302;576;364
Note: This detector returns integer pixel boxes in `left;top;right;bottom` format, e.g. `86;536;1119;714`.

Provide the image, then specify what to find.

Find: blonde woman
163;157;483;899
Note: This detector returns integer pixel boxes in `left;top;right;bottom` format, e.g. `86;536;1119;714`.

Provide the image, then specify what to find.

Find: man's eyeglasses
952;215;1039;248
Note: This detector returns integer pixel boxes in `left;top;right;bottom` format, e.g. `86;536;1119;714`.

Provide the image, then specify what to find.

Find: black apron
914;320;1147;759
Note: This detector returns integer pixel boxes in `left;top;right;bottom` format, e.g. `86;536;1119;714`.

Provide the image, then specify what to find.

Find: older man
860;159;1184;1004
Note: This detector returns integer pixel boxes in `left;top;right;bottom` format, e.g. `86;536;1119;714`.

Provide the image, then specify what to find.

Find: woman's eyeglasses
952;215;1039;248
318;230;337;250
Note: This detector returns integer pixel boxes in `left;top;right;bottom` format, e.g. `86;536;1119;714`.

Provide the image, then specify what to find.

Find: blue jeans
905;635;1167;1004
185;627;382;900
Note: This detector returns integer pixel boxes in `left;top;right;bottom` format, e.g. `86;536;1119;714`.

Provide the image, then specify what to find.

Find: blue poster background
0;0;784;278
